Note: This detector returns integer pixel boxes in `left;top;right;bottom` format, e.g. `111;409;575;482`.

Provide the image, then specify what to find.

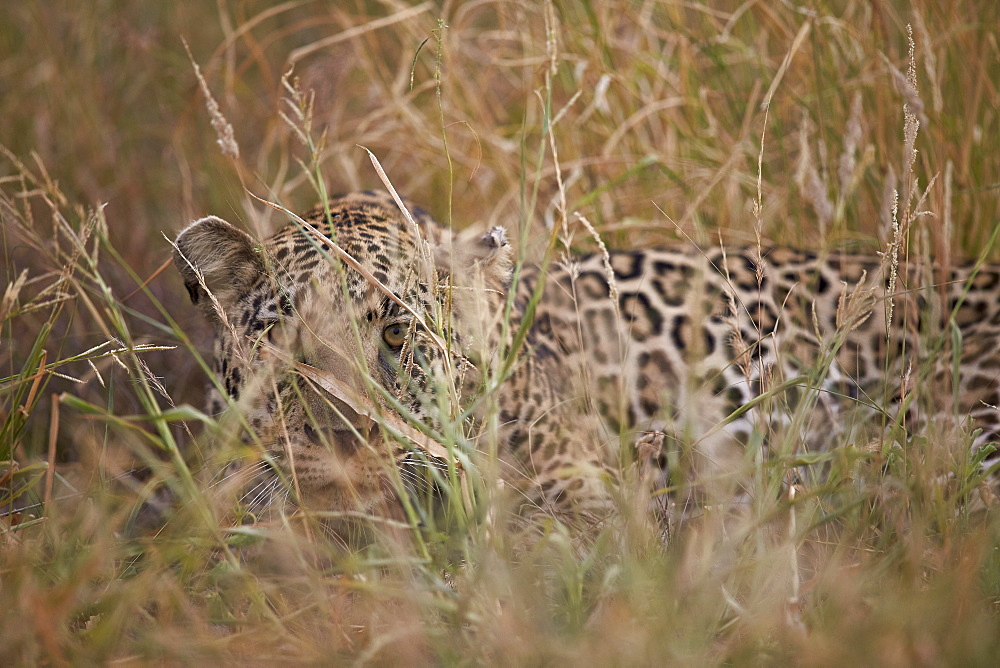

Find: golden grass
2;0;999;663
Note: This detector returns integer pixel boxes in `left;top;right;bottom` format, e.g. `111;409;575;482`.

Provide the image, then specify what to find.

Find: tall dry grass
2;0;999;663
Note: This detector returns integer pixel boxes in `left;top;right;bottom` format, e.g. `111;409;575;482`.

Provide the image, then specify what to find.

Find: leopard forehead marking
175;191;1000;525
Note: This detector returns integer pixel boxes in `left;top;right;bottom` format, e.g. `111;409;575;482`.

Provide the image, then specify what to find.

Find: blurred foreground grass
2;1;999;663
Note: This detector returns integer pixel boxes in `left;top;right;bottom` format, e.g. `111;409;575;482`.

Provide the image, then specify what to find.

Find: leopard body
174;191;1000;525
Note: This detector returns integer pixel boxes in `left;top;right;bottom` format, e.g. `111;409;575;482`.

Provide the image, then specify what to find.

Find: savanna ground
2;0;999;663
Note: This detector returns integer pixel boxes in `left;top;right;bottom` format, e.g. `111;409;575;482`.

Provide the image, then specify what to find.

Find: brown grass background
2;1;999;663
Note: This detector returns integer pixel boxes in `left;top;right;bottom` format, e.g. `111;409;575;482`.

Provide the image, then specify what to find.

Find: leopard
173;190;1000;532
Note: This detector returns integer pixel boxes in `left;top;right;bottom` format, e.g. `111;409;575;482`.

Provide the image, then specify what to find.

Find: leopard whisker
241;473;282;511
208;459;271;490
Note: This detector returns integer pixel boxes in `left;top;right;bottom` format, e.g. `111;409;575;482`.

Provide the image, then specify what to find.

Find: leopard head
173;192;512;516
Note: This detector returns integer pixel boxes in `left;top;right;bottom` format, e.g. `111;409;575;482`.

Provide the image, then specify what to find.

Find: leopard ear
173;216;265;324
474;226;514;288
433;225;513;292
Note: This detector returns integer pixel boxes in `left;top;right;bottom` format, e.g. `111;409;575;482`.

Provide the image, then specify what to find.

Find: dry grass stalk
902;25;922;189
796;112;834;234
286;2;433;65
183;38;240;159
361;147;436;288
574;212;619;311
0;269;28;323
43;393;58;506
837;93;864;193
835;271;875;334
883;188;901;330
912;9;943;114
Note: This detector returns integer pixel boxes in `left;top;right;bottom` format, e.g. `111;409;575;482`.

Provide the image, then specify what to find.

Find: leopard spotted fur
174;191;1000;527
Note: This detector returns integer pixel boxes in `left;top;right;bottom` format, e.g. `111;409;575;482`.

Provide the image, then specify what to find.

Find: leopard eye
382;322;408;348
